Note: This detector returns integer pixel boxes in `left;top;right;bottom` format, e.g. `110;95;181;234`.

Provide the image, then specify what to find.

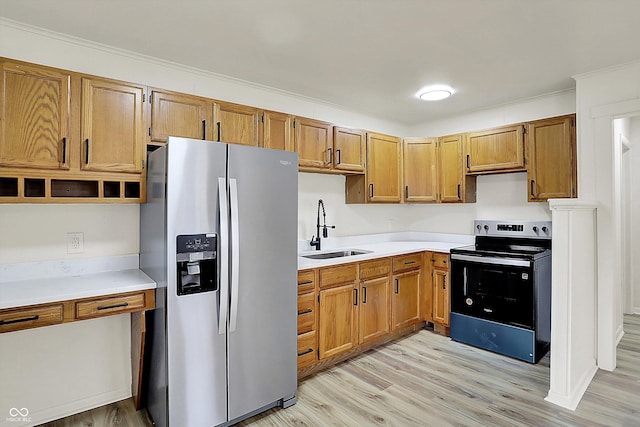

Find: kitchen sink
301;249;372;260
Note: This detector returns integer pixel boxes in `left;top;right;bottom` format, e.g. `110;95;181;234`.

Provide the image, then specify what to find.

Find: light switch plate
67;232;84;254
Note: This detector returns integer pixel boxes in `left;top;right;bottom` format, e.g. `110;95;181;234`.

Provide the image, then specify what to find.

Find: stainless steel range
449;220;552;363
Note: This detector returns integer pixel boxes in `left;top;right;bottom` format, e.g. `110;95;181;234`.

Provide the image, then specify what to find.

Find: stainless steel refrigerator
140;136;298;427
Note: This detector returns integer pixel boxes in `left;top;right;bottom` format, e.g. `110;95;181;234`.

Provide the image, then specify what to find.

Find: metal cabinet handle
0;315;39;325
97;302;129;311
530;180;536;197
202;120;206;140
395;278;399;294
328;148;333;165
362;286;367;304
405;185;409;199
217;121;221;141
354;288;358;306
404;261;416;265
336;149;341;165
61;137;67;164
369;184;374;198
297;309;313;315
457;184;461;199
298;348;314;357
466;154;470;170
298;280;313;286
85;139;90;164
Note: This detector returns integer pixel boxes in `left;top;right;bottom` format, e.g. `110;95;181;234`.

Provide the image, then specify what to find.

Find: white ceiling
2;0;640;126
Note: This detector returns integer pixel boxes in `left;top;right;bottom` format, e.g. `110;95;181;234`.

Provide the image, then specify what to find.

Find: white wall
574;59;640;371
631;117;640;314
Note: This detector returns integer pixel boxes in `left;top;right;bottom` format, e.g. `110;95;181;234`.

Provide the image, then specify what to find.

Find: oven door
450;254;534;329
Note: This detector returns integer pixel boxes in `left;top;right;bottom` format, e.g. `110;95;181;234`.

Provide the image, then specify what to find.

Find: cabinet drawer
432;252;449;269
298;269;316;294
359;257;391;280
298;292;316;334
319;264;357;288
392;253;423;273
297;331;317;369
0;303;64;333
75;292;147;320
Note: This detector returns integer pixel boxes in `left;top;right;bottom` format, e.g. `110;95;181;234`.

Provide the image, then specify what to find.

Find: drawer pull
97;302;129;311
298;348;313;357
404;261;416;265
298;309;313;315
298;280;313;286
0;315;39;325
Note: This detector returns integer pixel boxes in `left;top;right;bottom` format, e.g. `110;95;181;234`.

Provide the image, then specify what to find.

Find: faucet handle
322;225;335;238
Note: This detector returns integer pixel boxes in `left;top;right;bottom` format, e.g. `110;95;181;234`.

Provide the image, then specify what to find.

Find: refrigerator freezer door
165;138;228;427
227;145;298;420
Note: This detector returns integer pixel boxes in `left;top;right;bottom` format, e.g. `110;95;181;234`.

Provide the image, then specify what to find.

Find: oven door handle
450;253;531;268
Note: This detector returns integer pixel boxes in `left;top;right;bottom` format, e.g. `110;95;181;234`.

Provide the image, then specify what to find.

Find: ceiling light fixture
417;86;454;101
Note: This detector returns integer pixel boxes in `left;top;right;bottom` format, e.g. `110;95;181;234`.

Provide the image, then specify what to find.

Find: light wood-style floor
41;315;640;427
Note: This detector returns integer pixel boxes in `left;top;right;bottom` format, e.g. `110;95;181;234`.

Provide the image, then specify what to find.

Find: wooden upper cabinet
439;134;475;203
0;61;71;170
260;110;292;151
367;132;402;202
527;114;577;201
333;127;365;173
403;138;438;202
149;89;212;144
465;124;525;174
80;77;144;173
214;101;259;146
294;117;333;169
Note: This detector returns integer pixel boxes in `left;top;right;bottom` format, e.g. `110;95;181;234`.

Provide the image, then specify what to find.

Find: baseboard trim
6;387;131;427
616;324;625;346
544;364;598;411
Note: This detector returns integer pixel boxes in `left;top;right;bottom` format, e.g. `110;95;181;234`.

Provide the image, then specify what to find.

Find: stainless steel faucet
310;199;335;251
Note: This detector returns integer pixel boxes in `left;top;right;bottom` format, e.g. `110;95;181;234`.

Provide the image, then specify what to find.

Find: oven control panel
474;220;552;239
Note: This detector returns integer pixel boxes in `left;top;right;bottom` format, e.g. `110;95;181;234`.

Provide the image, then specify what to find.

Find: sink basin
301;249;372;260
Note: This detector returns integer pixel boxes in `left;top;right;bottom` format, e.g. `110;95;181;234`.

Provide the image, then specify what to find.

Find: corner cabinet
439;134;476;203
465;124;526;174
403;138;438;202
527;114;577;201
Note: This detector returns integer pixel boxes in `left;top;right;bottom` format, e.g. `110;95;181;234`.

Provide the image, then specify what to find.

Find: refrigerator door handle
218;177;229;335
229;178;240;332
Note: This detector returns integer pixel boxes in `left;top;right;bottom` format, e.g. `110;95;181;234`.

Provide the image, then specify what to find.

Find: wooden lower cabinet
297;331;317;369
359;276;390;343
432;252;451;330
318;282;358;359
391;270;421;330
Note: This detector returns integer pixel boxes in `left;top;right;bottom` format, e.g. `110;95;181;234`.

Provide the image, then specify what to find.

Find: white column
545;200;598;410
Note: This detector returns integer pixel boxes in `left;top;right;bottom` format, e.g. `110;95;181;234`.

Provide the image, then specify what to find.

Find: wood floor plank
43;315;640;427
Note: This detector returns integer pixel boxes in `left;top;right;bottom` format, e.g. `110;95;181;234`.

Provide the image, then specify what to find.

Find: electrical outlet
67;232;84;254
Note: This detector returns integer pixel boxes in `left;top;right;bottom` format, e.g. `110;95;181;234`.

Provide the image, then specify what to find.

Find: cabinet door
527;115;576;201
433;269;450;326
214;101;259;146
438;134;465;202
359;276;390;344
80;77;144;173
391;270;421;330
465;124;525;174
333;127;365;173
294;117;332;169
260;111;292;151
403;138;438;202
150;90;211;143
367;132;402;202
318;283;358;359
0;61;70;170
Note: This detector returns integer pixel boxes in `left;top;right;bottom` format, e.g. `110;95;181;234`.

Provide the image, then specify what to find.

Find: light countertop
0;255;156;310
298;232;473;270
